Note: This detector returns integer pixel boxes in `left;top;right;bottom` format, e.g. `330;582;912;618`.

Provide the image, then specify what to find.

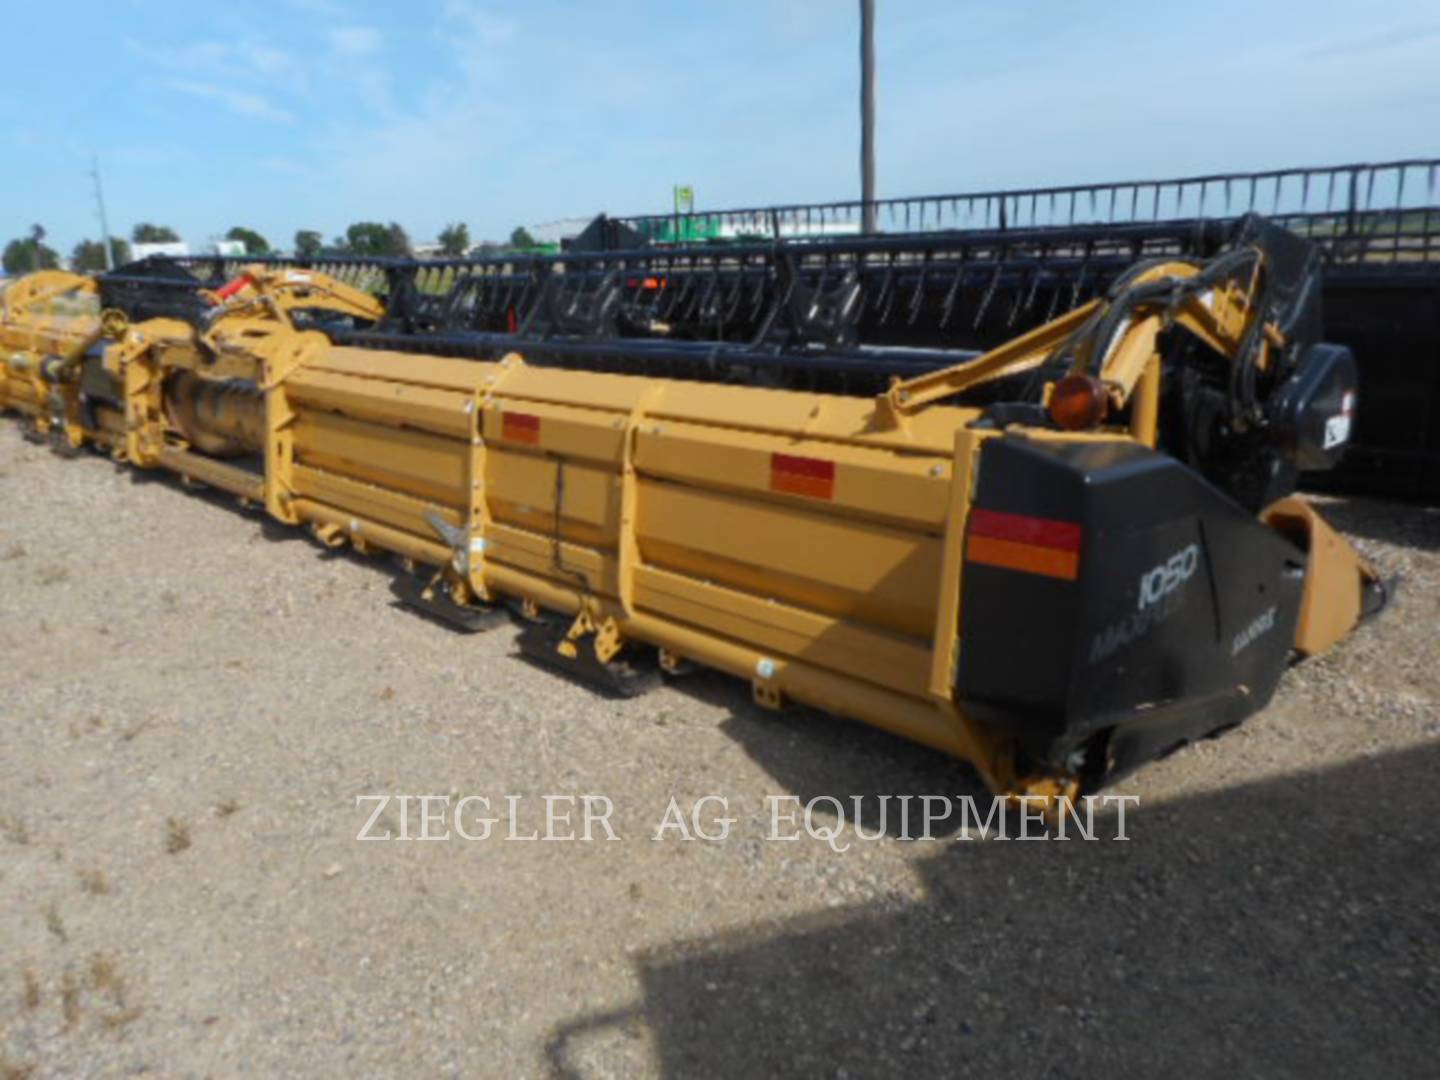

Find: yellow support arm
200;264;385;327
872;248;1288;447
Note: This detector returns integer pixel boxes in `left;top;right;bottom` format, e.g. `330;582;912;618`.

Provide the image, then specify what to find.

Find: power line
859;0;876;235
89;154;115;270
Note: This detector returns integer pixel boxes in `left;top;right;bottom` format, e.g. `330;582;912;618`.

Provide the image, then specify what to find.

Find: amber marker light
1049;373;1110;430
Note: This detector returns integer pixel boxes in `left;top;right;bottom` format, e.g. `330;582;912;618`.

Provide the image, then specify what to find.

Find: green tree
225;226;271;256
3;239;59;273
509;226;537;249
70;237;133;271
344;221;411;257
3;226;59;274
70;240;105;271
294;229;324;258
131;223;181;244
438;222;470;256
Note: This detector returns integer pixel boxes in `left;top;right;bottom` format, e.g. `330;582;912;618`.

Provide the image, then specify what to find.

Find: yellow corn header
0;221;1386;804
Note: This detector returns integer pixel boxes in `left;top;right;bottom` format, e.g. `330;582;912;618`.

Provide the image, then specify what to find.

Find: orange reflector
966;508;1081;580
501;411;541;445
1049;373;1109;430
770;453;835;500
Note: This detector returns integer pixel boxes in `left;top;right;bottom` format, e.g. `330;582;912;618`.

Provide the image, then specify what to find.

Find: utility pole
859;0;876;234
89;154;115;270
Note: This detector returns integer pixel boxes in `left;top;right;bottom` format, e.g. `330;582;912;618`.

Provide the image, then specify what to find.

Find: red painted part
213;274;253;301
967;508;1081;553
770;453;836;500
501;411;541;444
771;453;836;480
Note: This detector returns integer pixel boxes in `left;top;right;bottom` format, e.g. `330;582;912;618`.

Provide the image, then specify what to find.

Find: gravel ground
1;420;1437;1079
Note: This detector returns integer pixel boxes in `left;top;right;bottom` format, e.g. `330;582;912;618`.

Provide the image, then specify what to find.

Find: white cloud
128;37;302;86
258;157;310;175
329;26;382;57
441;1;517;46
234;42;294;76
165;80;297;124
287;0;348;15
1302;21;1440;59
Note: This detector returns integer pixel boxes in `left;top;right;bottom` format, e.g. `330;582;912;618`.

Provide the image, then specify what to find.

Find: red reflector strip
967;508;1081;551
502;411;541;445
770;453;835;500
965;508;1081;581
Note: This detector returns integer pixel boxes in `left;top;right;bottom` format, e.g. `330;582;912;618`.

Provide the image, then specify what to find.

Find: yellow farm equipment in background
0;217;1385;803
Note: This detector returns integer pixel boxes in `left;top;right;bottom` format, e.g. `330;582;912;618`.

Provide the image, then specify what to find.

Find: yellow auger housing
0;226;1384;803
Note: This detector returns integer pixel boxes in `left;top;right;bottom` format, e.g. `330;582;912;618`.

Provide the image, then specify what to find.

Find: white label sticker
1323;413;1351;450
1323;390;1356;450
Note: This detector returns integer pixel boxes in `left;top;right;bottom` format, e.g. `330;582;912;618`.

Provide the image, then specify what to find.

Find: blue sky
3;0;1438;254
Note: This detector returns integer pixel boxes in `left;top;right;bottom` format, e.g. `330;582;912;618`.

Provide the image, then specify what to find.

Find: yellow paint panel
292;464;462;539
488;364;663;414
485;522;618;598
312;347;495;392
485;448;620;536
293;410;467;507
637;479;941;637
635;422;950;530
481;400;627;464
287;369;472;438
633;565;932;696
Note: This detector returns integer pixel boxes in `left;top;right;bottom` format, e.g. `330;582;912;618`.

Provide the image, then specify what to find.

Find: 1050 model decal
1138;543;1199;611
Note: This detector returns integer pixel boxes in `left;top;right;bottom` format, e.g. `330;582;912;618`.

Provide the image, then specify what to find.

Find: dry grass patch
43;905;66;943
0;815;29;845
60;970;80;1027
88;954;126;1005
164;818;191;855
36;564;69;586
78;867;110;895
99;1006;144;1031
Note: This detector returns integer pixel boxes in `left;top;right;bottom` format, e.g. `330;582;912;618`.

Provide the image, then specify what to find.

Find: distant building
530;218;595;248
131;241;191;260
130;239;249;261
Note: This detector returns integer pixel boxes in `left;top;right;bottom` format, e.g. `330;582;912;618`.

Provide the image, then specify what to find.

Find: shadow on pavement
548;741;1440;1077
1312;494;1440;552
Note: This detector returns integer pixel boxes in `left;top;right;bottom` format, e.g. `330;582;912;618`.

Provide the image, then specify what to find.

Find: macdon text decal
1232;605;1278;655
